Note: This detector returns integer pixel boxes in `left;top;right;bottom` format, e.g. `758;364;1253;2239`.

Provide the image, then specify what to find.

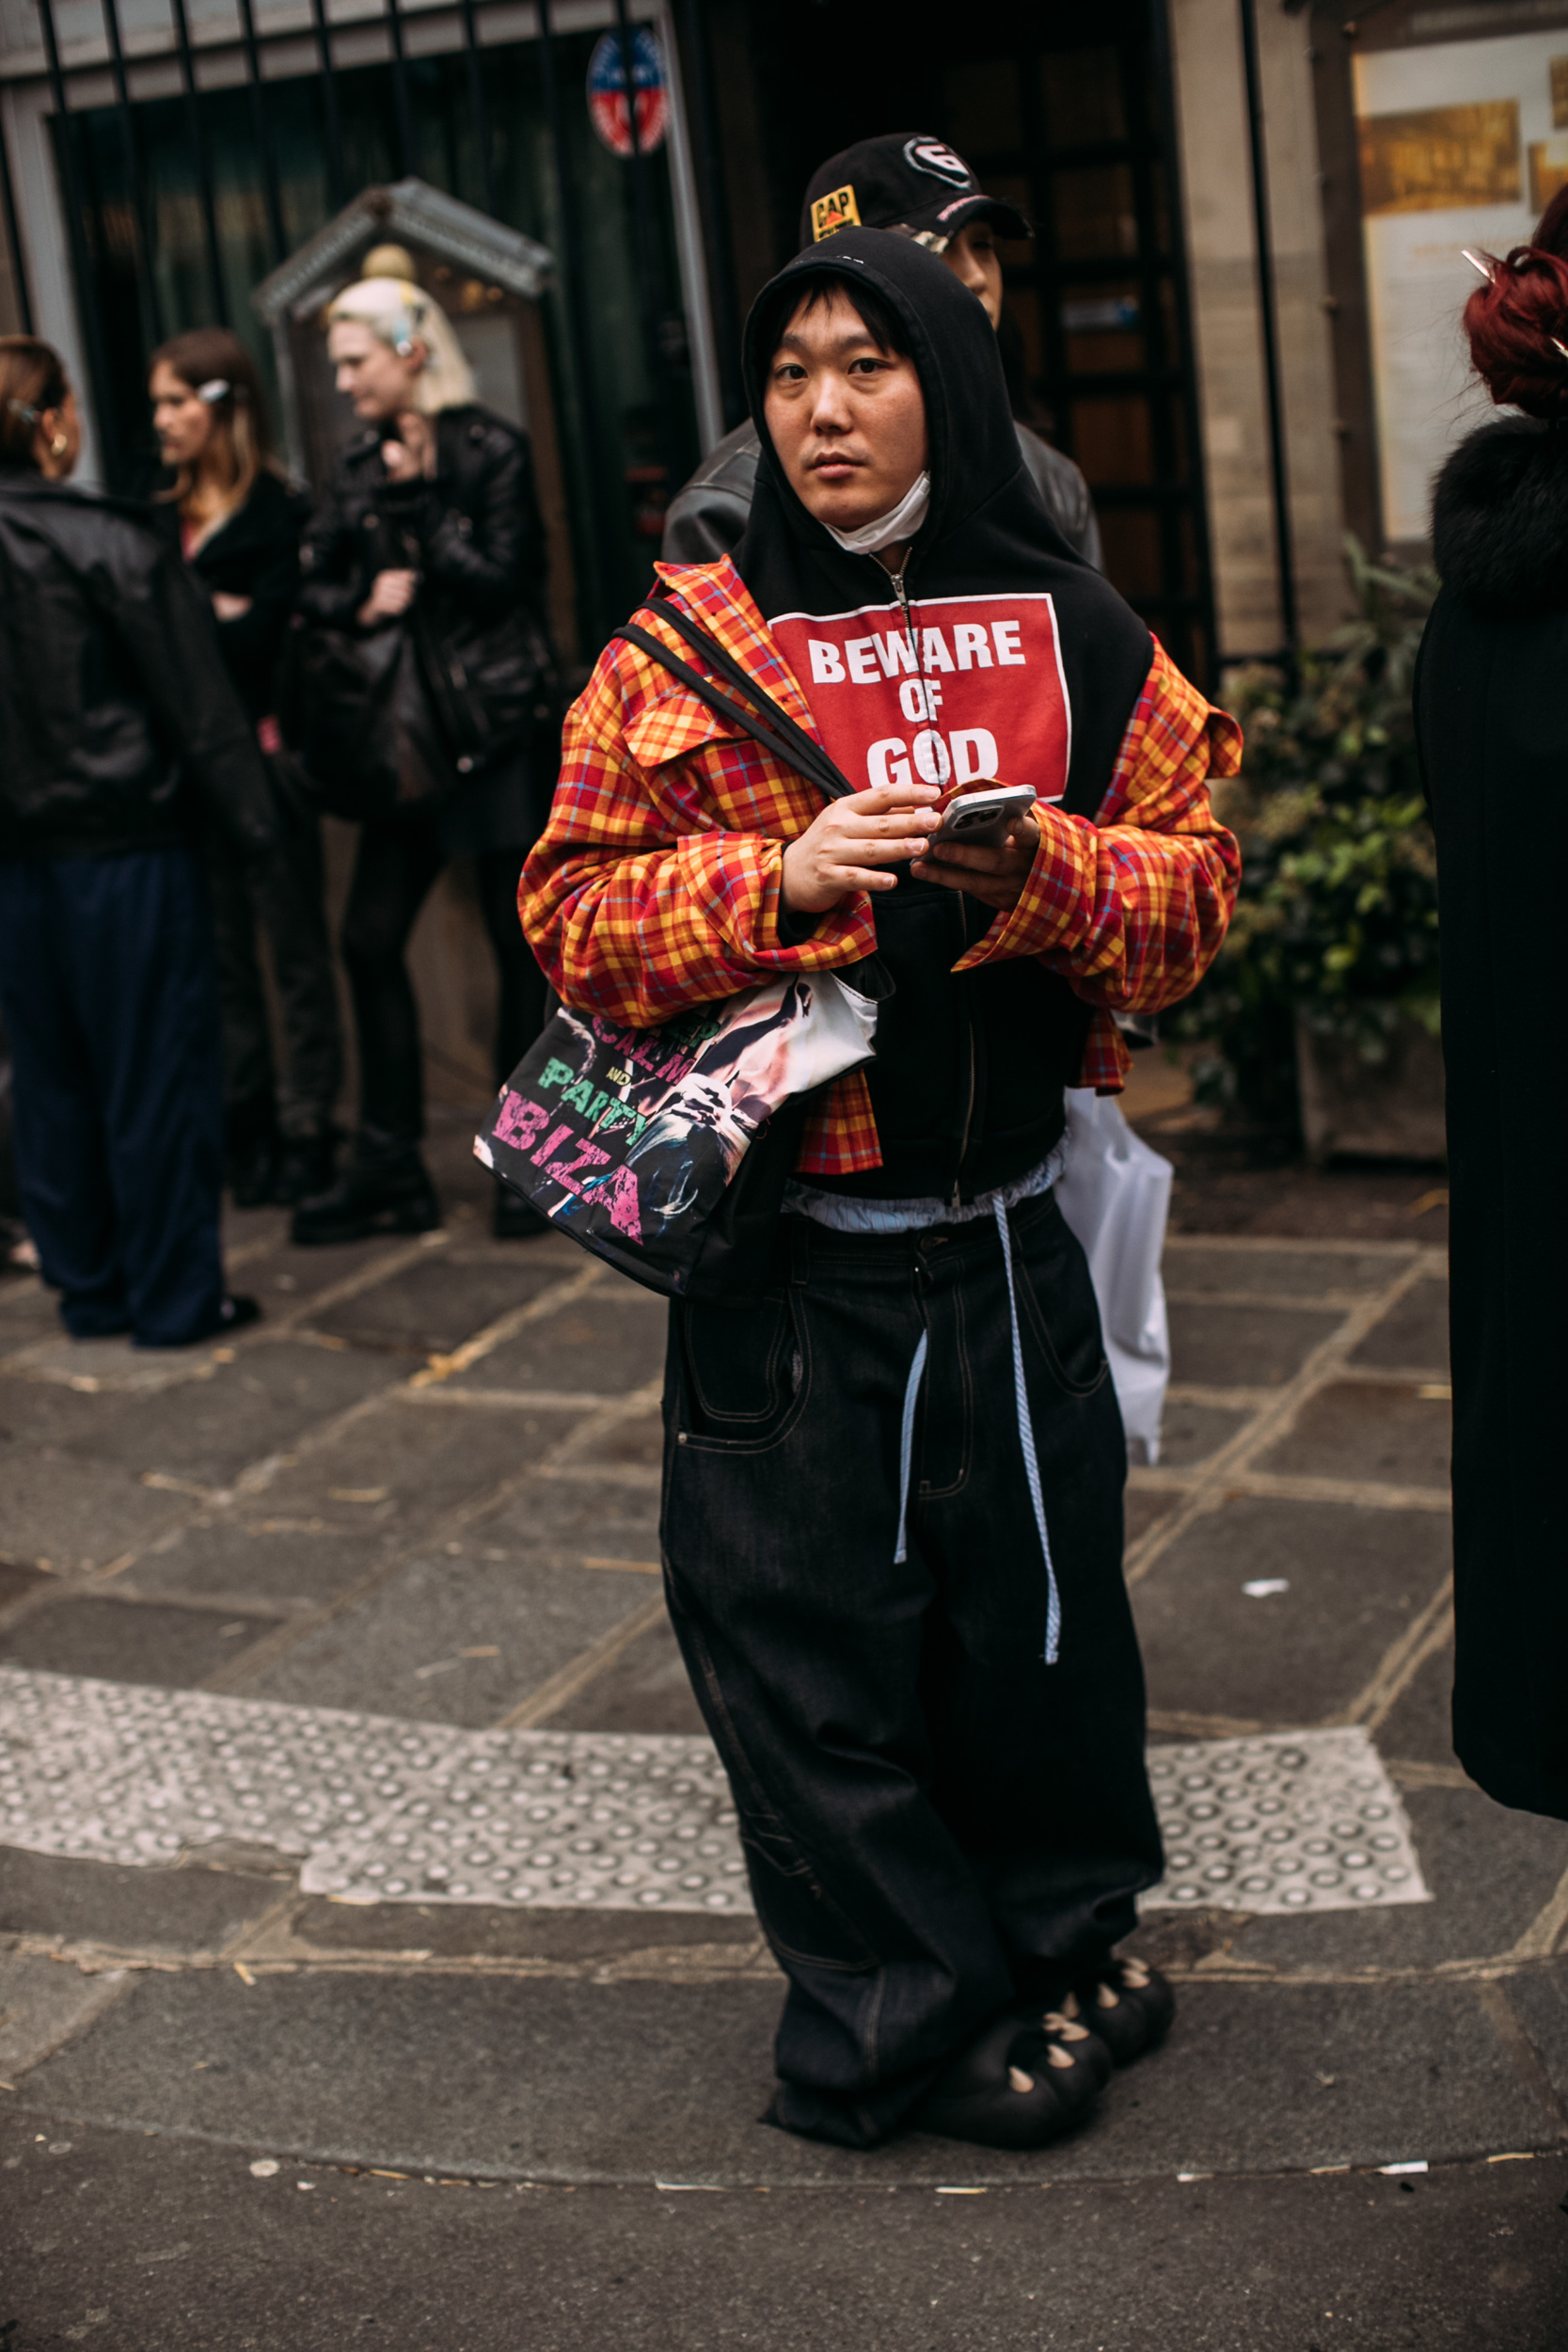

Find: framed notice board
1352;12;1568;544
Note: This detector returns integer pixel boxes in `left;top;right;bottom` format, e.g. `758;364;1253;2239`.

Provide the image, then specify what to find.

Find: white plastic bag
1054;1088;1174;1465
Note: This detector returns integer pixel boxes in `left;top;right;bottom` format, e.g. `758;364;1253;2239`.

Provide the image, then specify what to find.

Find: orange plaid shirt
521;557;1241;1178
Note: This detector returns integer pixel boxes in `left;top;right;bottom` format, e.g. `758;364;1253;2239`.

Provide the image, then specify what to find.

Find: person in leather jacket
0;337;274;1347
288;264;557;1244
146;327;340;1212
662;133;1102;571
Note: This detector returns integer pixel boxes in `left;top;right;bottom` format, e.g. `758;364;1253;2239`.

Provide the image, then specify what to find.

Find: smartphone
933;784;1037;850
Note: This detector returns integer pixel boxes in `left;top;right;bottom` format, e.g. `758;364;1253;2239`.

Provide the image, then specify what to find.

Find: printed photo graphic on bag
768;591;1071;803
476;972;878;1279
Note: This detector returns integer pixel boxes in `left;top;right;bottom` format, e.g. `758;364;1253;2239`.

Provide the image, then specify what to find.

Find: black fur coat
1416;418;1568;1822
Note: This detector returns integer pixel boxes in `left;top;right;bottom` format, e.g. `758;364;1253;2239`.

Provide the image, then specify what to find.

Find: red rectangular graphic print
770;591;1072;803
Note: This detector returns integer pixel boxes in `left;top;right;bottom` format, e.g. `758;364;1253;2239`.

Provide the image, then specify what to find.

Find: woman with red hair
1415;186;1568;1825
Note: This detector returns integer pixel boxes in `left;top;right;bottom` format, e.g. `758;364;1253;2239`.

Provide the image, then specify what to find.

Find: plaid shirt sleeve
519;626;878;1032
953;640;1242;1089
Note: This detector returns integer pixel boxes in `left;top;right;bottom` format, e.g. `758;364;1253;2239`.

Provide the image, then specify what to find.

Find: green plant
1173;539;1440;1130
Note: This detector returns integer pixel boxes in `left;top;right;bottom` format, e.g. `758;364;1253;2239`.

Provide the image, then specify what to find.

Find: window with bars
941;16;1214;684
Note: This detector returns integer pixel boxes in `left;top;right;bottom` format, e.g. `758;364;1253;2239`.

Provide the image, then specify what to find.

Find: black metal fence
0;0;721;651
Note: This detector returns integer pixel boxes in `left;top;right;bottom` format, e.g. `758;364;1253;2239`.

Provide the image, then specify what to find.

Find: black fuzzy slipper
1065;1957;1176;2068
1009;1998;1114;2088
911;2011;1102;2151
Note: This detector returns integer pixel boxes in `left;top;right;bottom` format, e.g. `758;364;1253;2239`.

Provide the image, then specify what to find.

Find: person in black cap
525;230;1241;2150
663;133;1101;569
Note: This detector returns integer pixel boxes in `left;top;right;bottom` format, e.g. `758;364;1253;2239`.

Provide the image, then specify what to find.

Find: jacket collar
648;554;818;737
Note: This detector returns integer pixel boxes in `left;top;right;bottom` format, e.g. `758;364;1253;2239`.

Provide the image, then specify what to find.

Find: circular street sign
587;26;670;158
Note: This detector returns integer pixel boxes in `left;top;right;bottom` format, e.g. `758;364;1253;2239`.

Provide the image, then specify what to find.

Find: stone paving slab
1377;1636;1462;1767
0;1332;230;1393
463;1471;662;1560
0;1846;290;1957
1162;1239;1414;1298
309;1252;572;1356
459;1288;670;1395
0;1447;185;1573
233;1395;574;1540
10;1963;1563;2187
68;1342;407;1489
1348;1277;1450;1374
236;1553;661;1727
0;1599;286;1690
1132;1496;1451;1726
1165;1299;1343;1388
1154;1397;1254;1468
0;1950;130;2077
1256;1379;1450;1489
126;1521;392;1609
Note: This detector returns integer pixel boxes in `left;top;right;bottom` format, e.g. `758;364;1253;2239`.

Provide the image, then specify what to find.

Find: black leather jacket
143;469;309;723
296;405;554;777
661;418;1103;571
0;469;276;862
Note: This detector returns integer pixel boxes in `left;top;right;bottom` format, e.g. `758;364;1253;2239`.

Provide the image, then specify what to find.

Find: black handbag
277;596;504;822
277;611;420;821
476;599;892;1306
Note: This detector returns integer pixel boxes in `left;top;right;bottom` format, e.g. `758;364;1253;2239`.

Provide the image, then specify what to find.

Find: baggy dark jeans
0;845;226;1346
659;1193;1164;2149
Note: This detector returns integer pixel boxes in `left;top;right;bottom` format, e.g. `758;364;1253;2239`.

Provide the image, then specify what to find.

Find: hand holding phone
933;783;1037;850
911;781;1041;914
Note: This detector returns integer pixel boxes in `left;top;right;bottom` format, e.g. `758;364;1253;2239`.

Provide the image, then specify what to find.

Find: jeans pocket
1015;1199;1109;1400
675;1286;810;1452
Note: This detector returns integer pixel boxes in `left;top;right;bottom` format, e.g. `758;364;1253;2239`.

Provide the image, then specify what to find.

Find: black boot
291;1133;440;1246
274;1131;338;1207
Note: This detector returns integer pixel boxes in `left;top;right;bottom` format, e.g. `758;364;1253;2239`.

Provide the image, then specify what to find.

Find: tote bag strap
613;608;857;805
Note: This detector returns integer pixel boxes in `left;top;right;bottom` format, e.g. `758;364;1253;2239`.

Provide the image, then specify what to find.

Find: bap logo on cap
811;184;861;242
902;137;973;190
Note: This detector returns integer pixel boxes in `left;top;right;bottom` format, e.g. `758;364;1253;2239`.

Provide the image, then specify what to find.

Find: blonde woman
290;270;556;1245
149;328;339;1208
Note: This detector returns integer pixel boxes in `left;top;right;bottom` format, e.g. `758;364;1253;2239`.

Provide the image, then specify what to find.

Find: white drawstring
888;1207;1062;1664
995;1200;1063;1664
893;1329;928;1566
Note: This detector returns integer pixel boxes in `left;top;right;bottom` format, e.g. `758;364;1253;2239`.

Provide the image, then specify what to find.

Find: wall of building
1171;0;1349;656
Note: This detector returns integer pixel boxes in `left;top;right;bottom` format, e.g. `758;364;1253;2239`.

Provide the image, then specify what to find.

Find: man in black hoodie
663;134;1101;569
525;232;1239;2151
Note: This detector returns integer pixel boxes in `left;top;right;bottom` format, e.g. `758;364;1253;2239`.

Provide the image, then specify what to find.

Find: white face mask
825;469;931;555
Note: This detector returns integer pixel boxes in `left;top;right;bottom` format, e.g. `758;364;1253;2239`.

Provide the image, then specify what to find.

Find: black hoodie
733;229;1152;1202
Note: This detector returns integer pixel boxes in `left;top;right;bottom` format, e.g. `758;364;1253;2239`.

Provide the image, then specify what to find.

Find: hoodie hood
1433;417;1568;613
733;226;1150;818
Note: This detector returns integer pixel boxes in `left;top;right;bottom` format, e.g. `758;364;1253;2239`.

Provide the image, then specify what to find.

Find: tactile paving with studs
0;1671;1427;1917
1141;1727;1429;1914
0;1669;748;1915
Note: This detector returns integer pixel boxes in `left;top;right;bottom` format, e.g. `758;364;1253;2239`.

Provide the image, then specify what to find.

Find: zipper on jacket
884;556;975;1206
886;563;918;667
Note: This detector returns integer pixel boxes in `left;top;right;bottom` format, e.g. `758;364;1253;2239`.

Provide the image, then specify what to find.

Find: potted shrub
1175;542;1443;1160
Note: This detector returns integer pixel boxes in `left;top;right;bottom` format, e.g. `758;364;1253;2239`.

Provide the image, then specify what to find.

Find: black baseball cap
799;133;1031;254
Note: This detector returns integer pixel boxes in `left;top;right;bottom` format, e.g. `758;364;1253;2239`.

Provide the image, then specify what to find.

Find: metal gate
0;0;722;651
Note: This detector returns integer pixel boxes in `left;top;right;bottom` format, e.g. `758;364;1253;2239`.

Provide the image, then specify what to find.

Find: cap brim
908;191;1033;246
